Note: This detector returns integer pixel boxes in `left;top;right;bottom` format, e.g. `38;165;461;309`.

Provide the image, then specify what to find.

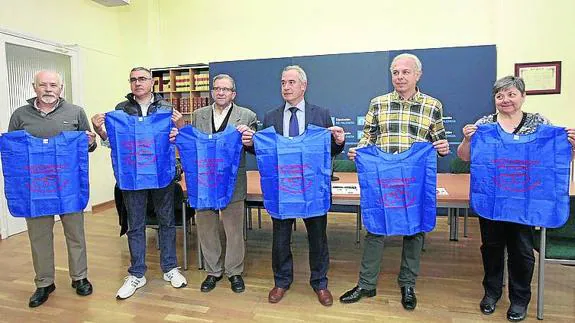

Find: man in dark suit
243;65;345;306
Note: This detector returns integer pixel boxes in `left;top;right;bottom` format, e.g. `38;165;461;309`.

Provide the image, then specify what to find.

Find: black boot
506;304;527;322
71;278;93;296
479;295;498;315
400;286;417;310
29;284;56;308
339;286;376;304
200;275;222;292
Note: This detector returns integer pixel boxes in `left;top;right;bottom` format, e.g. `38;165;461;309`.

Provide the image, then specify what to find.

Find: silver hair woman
457;75;575;322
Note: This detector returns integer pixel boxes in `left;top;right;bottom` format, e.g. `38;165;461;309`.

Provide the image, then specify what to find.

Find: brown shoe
268;287;288;303
315;289;333;306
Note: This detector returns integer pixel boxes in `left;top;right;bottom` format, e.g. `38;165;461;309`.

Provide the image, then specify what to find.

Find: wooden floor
0;208;574;323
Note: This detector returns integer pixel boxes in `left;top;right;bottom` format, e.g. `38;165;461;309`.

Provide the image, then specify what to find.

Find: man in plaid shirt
339;53;450;310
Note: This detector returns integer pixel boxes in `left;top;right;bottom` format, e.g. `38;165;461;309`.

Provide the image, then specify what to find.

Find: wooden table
186;171;575;269
246;171;472;242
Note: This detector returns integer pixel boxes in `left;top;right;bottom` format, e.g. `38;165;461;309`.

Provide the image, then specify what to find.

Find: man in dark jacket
91;67;187;299
243;65;345;306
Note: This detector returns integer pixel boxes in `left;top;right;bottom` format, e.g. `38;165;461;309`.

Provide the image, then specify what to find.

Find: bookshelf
151;65;211;126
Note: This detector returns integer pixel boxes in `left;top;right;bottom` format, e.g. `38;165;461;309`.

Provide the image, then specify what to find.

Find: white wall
0;0;573;209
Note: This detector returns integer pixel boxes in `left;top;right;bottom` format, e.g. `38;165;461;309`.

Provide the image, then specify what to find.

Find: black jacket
115;93;172;116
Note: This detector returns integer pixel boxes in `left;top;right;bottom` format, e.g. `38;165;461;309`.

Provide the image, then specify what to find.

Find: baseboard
92;200;115;213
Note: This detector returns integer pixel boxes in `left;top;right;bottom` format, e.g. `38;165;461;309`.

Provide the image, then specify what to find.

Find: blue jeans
122;182;177;277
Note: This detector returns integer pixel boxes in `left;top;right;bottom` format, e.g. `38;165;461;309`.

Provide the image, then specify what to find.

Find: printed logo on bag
494;159;541;192
24;164;70;193
278;164;313;194
197;158;224;188
121;139;156;166
377;177;417;208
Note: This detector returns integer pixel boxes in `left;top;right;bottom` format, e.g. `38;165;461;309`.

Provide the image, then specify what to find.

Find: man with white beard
7;70;97;307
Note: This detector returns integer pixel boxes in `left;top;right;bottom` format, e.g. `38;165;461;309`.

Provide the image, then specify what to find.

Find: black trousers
271;215;329;290
479;217;535;308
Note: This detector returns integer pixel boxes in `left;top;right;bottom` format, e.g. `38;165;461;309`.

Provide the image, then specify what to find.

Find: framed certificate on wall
514;61;561;95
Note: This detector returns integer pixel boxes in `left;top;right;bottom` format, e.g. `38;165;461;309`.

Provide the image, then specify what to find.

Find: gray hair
282;65;307;83
492;76;526;96
212;74;236;91
390;53;422;73
130;66;152;77
33;70;63;87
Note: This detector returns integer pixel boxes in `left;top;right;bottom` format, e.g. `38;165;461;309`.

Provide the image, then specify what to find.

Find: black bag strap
493;112;526;134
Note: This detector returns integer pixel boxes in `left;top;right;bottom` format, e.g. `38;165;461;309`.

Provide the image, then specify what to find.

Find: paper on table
436;187;449;196
331;184;447;195
331;183;360;195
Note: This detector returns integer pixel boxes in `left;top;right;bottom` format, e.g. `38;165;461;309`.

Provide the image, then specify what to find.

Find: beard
39;94;58;105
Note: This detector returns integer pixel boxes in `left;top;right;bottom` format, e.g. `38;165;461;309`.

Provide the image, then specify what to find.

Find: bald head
33;70;63;87
33;70;64;106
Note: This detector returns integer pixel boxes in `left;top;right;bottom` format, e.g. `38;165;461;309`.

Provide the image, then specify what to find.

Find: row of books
168;97;210;113
153;81;209;92
152;73;210;92
193;74;210;91
175;75;191;92
153;77;161;92
153;76;172;92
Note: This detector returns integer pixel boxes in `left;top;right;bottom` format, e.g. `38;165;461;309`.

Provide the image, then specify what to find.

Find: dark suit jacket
262;102;345;156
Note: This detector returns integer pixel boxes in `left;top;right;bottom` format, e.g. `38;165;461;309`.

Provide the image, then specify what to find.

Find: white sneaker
163;268;187;288
116;275;146;299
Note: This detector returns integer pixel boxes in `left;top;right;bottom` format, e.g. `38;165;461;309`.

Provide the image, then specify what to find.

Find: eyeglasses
129;77;152;83
212;87;234;93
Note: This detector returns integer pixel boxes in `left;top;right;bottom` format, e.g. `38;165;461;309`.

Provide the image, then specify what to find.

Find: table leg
463;208;469;238
451;208;459;241
257;207;262;229
537;228;546;320
243;205;248;241
196;214;204;270
356;206;361;246
182;200;188;271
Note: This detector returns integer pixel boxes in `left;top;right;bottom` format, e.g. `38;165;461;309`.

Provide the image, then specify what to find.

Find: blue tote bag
254;124;331;219
356;142;437;236
105;110;175;190
0;130;89;217
470;123;571;227
176;125;243;210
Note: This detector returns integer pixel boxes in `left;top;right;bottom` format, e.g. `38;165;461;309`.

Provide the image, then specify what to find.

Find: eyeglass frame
212;86;235;93
128;77;152;84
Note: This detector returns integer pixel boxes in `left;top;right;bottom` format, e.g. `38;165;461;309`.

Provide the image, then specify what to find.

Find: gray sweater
8;97;96;151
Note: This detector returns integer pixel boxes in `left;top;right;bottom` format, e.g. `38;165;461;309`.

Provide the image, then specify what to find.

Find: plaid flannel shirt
357;90;446;153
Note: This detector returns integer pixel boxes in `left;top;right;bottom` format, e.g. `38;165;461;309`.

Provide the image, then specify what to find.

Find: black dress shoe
71;278;93;296
479;295;497;315
400;286;417;310
507;305;527;322
339;286;376;304
200;275;222;292
229;275;245;293
29;284;56;308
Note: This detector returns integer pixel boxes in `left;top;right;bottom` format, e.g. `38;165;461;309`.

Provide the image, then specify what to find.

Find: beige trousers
196;200;245;277
25;212;88;287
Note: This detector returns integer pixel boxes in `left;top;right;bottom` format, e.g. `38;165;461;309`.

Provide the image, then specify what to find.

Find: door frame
0;29;83;239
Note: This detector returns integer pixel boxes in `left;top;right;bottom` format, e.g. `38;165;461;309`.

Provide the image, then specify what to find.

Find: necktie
289;107;299;137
